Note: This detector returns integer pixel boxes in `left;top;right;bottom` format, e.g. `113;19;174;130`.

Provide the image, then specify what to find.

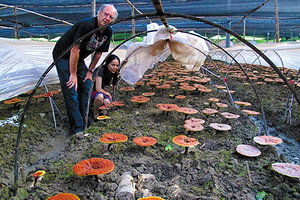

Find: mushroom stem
107;143;113;151
33;177;38;187
183;147;189;155
184;114;188;120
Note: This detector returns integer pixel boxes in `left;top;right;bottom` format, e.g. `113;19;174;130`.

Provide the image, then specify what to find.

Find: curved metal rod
250;50;264;66
162;12;300;105
178;30;265;112
271;49;285;72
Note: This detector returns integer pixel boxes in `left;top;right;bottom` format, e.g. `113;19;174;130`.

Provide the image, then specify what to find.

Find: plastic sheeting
209;42;300;70
120;23;209;85
0;38;58;101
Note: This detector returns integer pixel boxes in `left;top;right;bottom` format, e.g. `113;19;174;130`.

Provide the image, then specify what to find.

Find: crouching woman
92;54;120;119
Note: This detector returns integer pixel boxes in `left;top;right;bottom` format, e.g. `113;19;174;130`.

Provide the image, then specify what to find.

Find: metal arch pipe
177;30;266;113
271;49;285;72
251;50;266;66
161;12;300;105
229;49;247;67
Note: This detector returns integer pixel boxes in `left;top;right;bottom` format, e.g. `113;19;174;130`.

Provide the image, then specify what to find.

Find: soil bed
0;60;299;200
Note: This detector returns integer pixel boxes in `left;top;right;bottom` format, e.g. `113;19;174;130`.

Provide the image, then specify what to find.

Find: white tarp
120;23;210;85
0;38;58;101
209;42;300;70
0;38;126;101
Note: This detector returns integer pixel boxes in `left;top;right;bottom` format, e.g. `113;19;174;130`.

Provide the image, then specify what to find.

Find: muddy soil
0;60;299;200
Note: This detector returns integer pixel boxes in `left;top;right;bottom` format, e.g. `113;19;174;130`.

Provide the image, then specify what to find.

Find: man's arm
84;52;102;82
67;45;80;91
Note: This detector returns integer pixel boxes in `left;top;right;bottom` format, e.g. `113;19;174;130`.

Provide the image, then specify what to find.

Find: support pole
14;6;19;39
91;0;96;17
274;0;280;43
243;20;246;38
131;8;136;42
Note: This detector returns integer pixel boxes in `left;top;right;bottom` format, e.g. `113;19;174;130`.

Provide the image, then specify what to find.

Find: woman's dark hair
104;54;120;67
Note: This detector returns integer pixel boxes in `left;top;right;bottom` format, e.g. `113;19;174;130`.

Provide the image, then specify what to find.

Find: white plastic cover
209;42;300;70
120;23;209;85
0;38;58;101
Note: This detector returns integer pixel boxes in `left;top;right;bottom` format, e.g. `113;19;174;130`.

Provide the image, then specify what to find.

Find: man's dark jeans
55;59;92;134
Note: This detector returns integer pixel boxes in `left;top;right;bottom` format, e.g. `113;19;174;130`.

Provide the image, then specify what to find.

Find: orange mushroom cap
175;95;186;99
47;193;80;200
242;109;260;116
216;103;228;108
73;157;114;176
119;86;135;92
236;144;261;157
271;163;300;178
130;96;150;103
234;101;252;107
253;135;283;146
4;98;24;104
156;103;179;111
133;136;157;147
183;122;204;132
198;88;212;93
208;97;219;103
172;135;199;147
142;92;155;97
111;101;124;106
99;133;128;144
202;108;218;115
138;197;165;200
176;107;198;115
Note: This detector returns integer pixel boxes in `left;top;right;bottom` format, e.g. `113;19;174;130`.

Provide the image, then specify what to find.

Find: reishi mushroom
99;133;128;151
236;144;261;157
271;163;300;178
73;157;114;176
172;135;199;155
253;135;283;146
183;122;204;134
176;107;198;119
209;123;231;133
32;170;46;187
133;136;157;147
47;193;80;200
137;197;165;200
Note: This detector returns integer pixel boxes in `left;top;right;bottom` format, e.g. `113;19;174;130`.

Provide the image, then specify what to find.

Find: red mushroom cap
73;157;114;176
242;109;260;116
156;103;179;111
176;107;198;115
99;133;128;144
172;135;199;147
137;197;165;200
183;122;204;132
47;193;80;200
133;136;157;146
